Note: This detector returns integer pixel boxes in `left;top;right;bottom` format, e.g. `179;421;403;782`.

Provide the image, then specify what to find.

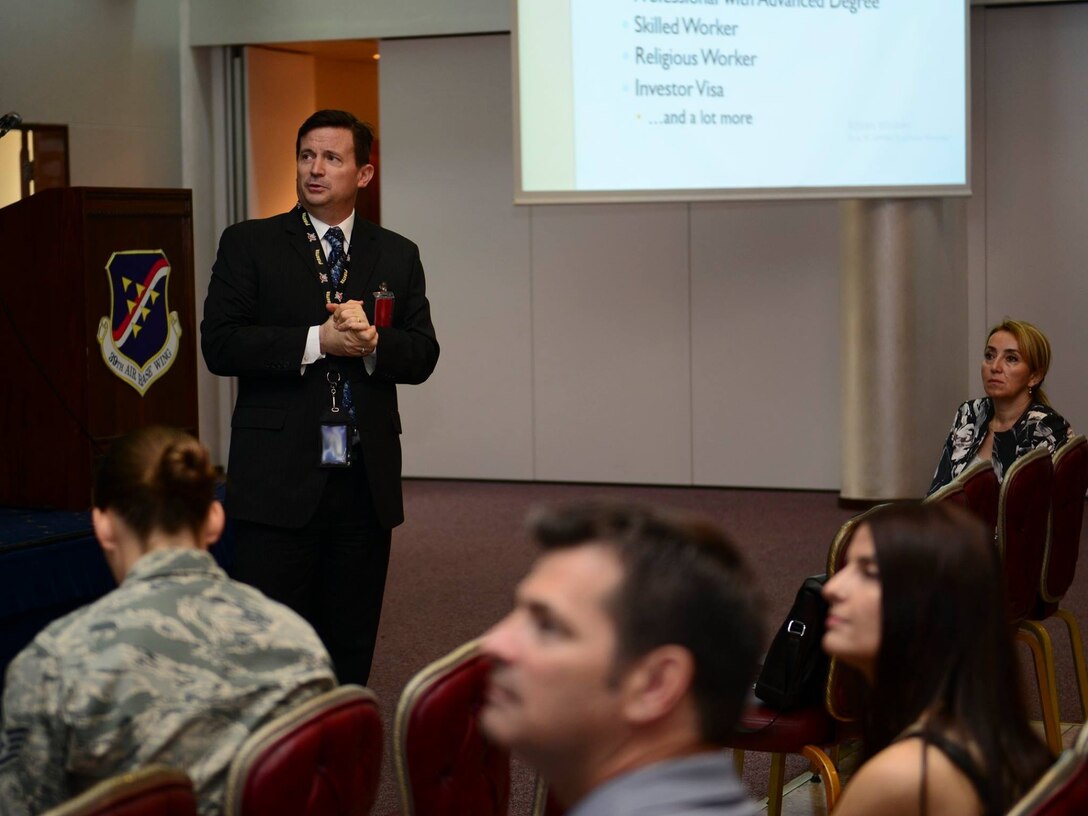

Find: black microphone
0;112;22;138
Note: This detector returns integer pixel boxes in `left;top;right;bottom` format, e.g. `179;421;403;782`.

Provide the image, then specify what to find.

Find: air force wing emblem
96;250;182;396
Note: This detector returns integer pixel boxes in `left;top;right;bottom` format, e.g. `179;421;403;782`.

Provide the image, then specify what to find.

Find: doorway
245;40;380;223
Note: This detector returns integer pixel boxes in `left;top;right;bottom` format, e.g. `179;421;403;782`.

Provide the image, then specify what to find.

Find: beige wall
189;0;508;45
185;0;1074;46
380;7;1087;491
0;0;182;189
1;1;1083;491
381;35;845;489
976;6;1088;435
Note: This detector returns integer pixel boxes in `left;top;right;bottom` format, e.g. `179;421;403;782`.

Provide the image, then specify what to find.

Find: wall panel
691;202;841;489
530;204;692;484
982;5;1088;434
0;0;182;188
380;36;534;480
6;3;1082;490
190;0;508;46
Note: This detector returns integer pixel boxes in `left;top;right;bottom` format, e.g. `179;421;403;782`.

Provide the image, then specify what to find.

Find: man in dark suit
201;109;439;685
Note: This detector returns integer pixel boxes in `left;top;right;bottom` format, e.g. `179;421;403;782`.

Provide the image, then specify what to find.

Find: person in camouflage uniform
0;428;337;816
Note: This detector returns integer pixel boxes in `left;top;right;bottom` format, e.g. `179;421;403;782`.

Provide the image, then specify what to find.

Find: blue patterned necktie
325;226;347;287
325;226;355;421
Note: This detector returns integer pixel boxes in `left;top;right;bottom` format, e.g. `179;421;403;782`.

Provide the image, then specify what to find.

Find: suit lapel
346;217;382;302
281;208;337;311
282;208;329;275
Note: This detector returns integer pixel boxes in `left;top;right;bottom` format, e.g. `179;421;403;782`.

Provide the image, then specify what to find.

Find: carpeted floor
366;480;1088;814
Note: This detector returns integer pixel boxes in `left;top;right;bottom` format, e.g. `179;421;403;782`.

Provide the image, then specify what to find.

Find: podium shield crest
96;250;182;395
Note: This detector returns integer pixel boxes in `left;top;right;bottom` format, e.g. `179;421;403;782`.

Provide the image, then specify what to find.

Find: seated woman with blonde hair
0;427;336;815
823;503;1050;816
928;317;1072;494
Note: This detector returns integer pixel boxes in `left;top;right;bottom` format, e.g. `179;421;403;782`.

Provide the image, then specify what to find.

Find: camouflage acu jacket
0;548;336;815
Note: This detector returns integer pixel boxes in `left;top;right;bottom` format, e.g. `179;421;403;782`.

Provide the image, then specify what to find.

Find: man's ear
621;645;695;725
92;507;118;554
201;501;226;549
356;163;375;189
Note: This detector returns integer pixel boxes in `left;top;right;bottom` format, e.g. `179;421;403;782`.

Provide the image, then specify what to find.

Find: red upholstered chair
996;447;1062;754
1006;723;1088;816
925;459;999;540
924;476;966;506
728;707;840;816
41;766;196;816
393;640;510;816
724;505;885;816
224;685;383;816
1000;447;1055;624
1020;435;1088;739
960;458;1000;538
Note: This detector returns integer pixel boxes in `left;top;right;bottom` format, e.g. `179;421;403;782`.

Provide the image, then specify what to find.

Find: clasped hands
319;300;377;358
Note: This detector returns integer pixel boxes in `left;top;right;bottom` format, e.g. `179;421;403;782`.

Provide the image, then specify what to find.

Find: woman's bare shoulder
833;738;983;816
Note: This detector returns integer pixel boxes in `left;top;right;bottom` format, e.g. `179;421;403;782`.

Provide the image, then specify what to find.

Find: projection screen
514;0;969;203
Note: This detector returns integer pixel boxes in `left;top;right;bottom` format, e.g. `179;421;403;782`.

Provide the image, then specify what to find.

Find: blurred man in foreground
480;501;763;816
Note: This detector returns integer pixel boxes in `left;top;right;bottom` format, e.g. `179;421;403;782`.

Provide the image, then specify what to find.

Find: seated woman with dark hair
0;427;336;815
928;318;1073;494
822;503;1051;816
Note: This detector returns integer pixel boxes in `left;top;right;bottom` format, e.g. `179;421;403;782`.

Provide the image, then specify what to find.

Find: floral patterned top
927;398;1073;495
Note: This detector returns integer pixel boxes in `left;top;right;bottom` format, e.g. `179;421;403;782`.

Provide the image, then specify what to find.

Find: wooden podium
0;188;197;510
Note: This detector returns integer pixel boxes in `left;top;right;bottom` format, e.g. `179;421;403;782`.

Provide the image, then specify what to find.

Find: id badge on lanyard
319;371;352;467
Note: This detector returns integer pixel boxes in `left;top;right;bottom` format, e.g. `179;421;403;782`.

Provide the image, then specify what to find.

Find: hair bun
157;439;214;490
94;427;217;539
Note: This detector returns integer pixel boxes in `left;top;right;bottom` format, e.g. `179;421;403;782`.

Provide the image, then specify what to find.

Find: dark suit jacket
201;208;439;530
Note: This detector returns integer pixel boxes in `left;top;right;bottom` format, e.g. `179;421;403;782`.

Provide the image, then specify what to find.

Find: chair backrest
924;460;1000;541
824;504;888;723
393;640;510;816
959;459;1000;537
224;685;383;816
1039;435;1088;609
1006;751;1088;816
923;478;966;507
997;447;1055;624
42;766;196;816
1076;719;1088;757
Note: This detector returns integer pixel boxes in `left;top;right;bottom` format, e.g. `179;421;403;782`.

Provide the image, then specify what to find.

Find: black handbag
754;574;831;710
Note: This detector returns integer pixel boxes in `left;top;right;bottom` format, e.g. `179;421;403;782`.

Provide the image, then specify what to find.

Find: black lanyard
297;204;350;306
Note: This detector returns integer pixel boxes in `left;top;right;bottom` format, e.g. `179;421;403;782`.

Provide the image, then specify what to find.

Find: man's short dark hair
528;501;764;744
296;110;375;166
